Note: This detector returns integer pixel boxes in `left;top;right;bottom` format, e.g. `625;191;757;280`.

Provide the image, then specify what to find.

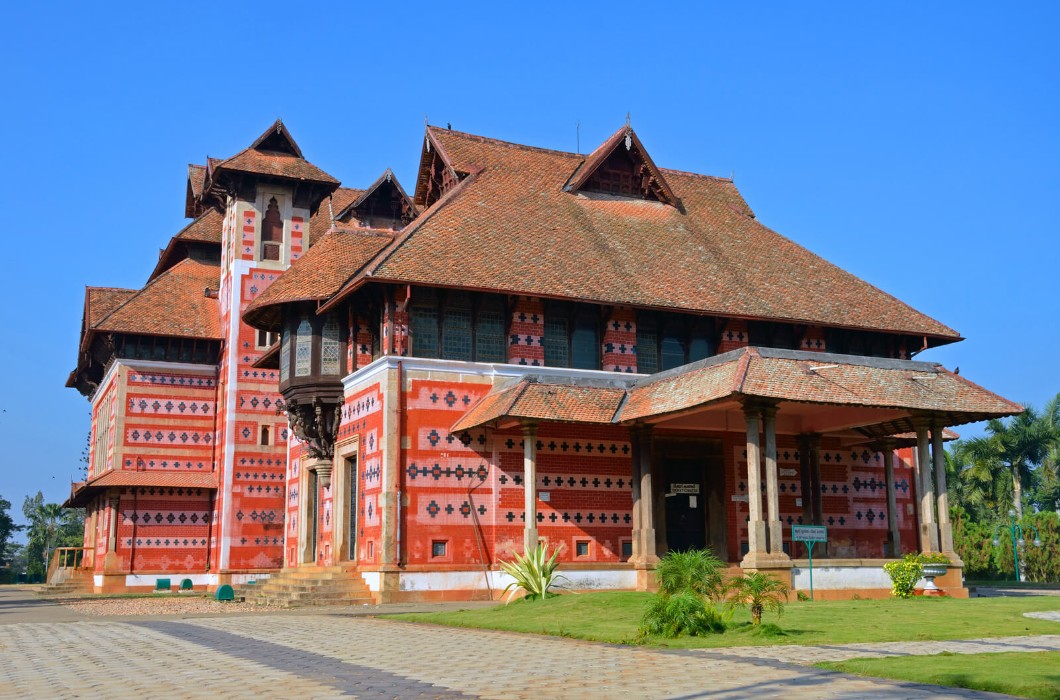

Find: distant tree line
946;393;1060;582
0;492;84;583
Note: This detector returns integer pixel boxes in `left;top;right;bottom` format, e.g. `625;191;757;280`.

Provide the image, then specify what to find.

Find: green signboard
792;525;828;543
792;525;828;601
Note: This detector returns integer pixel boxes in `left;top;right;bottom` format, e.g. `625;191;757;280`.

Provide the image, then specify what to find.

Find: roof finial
424;113;429;126
385;168;393;183
327;197;336;231
625;111;631;127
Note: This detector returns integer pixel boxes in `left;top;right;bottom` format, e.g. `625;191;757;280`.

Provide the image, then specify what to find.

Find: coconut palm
725;571;789;626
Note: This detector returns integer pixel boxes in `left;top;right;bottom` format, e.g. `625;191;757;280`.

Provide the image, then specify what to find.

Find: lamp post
992;509;1042;583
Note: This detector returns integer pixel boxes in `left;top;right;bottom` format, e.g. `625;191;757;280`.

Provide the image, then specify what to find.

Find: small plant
641;590;726;637
639;548;728;638
883;552;950;598
654;548;726;600
726;571;789;626
499;543;567;603
796;590;810;602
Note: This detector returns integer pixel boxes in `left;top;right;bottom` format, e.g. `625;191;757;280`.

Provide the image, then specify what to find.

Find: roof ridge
428;125;583;159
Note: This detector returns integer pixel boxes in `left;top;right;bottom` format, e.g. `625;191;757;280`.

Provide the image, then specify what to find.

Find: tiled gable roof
85;287;137;328
243;228;393;328
309;187;364;245
216;147;339;185
337;127;958;341
96;258;221;339
175;208;223;243
452;348;1020;436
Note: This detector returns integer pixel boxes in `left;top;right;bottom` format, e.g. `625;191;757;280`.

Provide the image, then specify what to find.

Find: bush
639;548;728;638
641;590;726;637
499;543;567;603
883;552;949;598
654;548;726;600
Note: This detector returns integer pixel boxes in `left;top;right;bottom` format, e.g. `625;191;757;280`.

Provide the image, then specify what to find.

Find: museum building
63;120;1019;599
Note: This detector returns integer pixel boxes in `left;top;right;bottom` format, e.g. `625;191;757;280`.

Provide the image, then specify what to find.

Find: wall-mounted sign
670;483;700;494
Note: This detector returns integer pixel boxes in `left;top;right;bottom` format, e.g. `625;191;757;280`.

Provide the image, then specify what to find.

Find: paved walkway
698;634;1060;664
3;586;1058;698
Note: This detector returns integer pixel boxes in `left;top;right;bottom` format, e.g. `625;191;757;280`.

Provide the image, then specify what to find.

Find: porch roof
451;347;1020;438
63;470;217;508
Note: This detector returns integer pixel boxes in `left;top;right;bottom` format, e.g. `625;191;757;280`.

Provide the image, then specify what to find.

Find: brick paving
0;612;1025;699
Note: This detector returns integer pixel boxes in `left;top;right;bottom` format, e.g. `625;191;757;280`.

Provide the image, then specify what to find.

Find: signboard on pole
791;525;828;601
792;525;828;543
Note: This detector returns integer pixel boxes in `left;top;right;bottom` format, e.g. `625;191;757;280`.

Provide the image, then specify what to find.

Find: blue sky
1;2;1057;528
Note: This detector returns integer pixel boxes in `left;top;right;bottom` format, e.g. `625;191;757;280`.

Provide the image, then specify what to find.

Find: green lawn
819;651;1060;700
388;592;1060;648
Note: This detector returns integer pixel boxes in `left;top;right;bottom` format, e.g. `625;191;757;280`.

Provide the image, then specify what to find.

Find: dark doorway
665;459;706;552
346;456;357;561
659;439;727;559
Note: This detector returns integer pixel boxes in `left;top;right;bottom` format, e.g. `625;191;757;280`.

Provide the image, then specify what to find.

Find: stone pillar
932;422;957;557
915;423;939;552
881;439;902;557
762;406;784;555
522;424;539;552
102;495;121;572
741;405;768;564
630;425;658;589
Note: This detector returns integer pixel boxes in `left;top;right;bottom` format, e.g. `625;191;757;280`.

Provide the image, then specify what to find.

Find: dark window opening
441;292;473;361
410;289;440;358
259;425;270;446
621;540;633;560
636;317;659;374
431;540;447;558
571;310;599;370
475;298;507;363
575;540;590;557
260;196;284;261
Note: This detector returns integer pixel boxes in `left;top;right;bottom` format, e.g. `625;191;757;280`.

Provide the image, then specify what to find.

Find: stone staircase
240;566;374;608
38;570;95;596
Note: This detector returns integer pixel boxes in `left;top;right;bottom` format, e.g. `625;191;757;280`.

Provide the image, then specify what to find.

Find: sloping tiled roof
243;228;394;328
188;164;206;198
64;470;217;507
85;287;137;328
332;126;958;341
451;379;627;432
453;348;1020;435
622;347;1021;428
95;258;221;339
216;147;339;185
308;187;364;245
565;125;678;206
175;208;223;243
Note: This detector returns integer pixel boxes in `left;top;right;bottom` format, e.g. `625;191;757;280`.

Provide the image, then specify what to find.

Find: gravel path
57;596;271;616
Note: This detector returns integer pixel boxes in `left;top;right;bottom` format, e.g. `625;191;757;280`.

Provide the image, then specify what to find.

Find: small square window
621;540;633;560
256;329;277;349
431;540;447;558
367;541;374;559
575;540;590;557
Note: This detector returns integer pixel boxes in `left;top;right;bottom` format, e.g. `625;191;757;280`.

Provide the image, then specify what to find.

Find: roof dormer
414;127;467;210
335;169;417;230
565;126;678;207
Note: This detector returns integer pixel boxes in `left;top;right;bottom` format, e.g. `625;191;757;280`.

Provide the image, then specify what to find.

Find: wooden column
915;422;939;552
522;423;539;553
880;439;902;557
932;422;956;555
762;405;784;555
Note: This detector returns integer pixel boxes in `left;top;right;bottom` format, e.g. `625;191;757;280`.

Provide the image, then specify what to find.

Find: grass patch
818;651;1060;700
387;591;1060;648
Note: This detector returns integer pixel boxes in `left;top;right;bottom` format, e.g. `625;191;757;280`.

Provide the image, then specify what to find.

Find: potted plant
918;552;950;592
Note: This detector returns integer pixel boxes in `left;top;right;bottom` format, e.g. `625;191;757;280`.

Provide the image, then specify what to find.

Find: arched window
321;316;341;375
260;197;284;261
295;317;312;377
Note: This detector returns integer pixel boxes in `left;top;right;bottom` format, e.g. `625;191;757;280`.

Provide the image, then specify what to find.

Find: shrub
499;543;567;603
884;553;940;598
726;571;789;626
639;548;728;638
654;548;726;600
641;590;727;637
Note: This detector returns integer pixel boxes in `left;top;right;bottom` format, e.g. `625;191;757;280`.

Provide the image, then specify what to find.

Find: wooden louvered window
260;197;284;261
571;309;599;370
636;316;658;374
441;292;473;361
475;297;507;363
410;289;440;358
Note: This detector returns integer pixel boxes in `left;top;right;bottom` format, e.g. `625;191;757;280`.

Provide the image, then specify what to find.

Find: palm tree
962;408;1051;523
26;502;67;573
726;571;789;626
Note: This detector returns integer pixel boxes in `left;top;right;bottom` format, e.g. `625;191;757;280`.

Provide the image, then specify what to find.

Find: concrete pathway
697;634;1060;664
0;613;1021;699
3;586;1055;698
